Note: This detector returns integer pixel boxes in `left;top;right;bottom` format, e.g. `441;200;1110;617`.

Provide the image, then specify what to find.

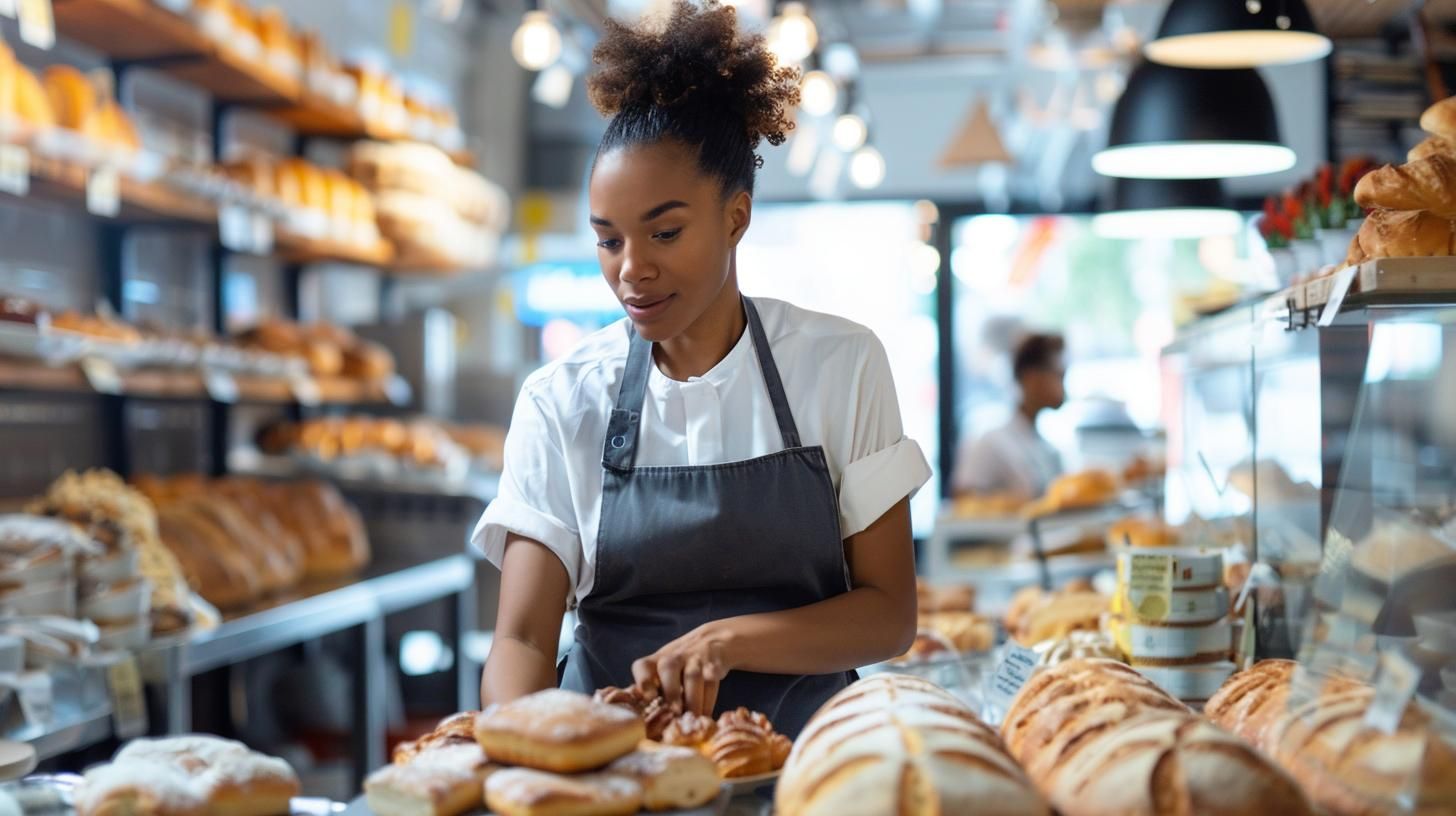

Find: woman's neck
654;277;746;381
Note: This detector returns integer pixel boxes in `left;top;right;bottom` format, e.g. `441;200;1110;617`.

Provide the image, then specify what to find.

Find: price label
219;203;253;252
17;0;54;50
251;210;274;254
0;143;29;196
87;167;121;217
1317;265;1360;327
106;656;148;739
984;641;1040;718
384;373;412;406
1365;650;1421;735
289;374;322;406
0;0;17;18
1124;553;1174;622
80;356;123;395
203;369;238;403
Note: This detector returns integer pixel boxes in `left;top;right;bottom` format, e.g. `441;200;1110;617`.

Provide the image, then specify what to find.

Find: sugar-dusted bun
607;744;720;811
484;769;642;816
474;689;645;773
365;743;494;816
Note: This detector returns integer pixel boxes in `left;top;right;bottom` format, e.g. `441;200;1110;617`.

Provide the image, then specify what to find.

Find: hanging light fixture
512;8;562;71
833;113;868;152
1146;0;1331;69
1093;62;1295;179
767;2;818;65
850;145;885;190
799;69;838;117
1092;177;1244;239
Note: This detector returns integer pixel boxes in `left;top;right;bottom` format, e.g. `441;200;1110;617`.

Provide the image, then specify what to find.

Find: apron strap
743;298;802;449
602;297;803;470
602;322;652;470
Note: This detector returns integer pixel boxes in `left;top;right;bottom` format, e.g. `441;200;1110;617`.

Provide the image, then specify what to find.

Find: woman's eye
653;228;681;241
596;238;622;250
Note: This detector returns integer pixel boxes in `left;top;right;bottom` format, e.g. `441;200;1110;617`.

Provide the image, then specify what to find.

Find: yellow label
389;0;415;57
107;656;147;738
1125;553;1173;623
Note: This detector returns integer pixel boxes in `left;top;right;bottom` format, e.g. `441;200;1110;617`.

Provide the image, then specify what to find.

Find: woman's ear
727;190;753;246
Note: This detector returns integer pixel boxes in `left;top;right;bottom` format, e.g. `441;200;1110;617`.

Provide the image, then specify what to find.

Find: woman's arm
481;534;572;706
633;497;916;711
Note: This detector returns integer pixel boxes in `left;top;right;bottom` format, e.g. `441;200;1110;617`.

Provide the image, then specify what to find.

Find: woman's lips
624;294;675;321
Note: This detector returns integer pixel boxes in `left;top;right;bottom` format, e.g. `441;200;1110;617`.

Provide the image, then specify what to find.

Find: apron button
610;435;626;449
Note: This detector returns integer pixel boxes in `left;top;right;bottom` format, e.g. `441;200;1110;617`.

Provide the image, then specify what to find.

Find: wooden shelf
275;232;394;267
53;0;210;61
0;358;388;405
3;155;216;225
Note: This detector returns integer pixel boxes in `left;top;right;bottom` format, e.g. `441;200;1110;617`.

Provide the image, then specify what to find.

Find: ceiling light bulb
511;10;563;71
832;113;867;151
849;145;885;189
799;70;837;116
767;2;818;65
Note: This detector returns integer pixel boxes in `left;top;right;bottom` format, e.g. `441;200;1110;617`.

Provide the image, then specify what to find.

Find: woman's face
589;141;750;342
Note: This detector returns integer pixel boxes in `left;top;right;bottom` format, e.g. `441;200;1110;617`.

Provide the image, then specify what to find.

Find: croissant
769;733;792;770
1409;135;1456;163
1354;208;1456;261
663;712;717;748
704;722;773;778
1353;155;1456;216
1420;95;1456;140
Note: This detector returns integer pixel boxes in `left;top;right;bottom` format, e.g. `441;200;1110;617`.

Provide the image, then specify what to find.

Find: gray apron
559;298;854;738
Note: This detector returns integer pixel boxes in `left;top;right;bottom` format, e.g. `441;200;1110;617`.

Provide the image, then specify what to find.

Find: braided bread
702;721;772;779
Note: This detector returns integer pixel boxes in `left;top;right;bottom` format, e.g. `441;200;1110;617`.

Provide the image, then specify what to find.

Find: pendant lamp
1092;177;1244;239
1092;62;1295;180
1147;0;1331;69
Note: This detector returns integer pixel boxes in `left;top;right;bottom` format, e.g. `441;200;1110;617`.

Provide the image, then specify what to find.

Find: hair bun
588;0;800;150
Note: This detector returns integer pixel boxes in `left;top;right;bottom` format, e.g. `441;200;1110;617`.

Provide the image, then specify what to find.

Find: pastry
916;580;976;614
1409;134;1456;162
1354;155;1456;217
1419;94;1456;141
392;711;481;765
1015;591;1108;645
1003;586;1045;634
776;674;1048;816
343;340;395;379
1105;516;1179;549
922;610;995;652
1351;518;1455;584
606;745;720;811
1025;470;1119;517
890;629;956;664
702;719;772;778
77;735;300;816
365;743;494;816
662;712;716;748
475;689;645;773
484;769;642;816
1045;711;1311;816
1035;630;1122;667
1354;208;1456;260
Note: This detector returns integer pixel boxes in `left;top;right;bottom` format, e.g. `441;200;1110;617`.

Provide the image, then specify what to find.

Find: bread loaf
77;735;300;816
1409;135;1455;162
1419;95;1456;140
1354;209;1456;260
776;674;1048;816
474;689;645;774
1354;155;1456;216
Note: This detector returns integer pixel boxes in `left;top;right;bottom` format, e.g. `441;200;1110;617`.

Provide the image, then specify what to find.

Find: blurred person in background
952;332;1066;499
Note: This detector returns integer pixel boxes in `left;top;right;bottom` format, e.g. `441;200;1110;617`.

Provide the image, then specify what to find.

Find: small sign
1364;650;1421;735
106;656;147;739
17;0;54;50
384;373;412;406
1125;553;1174;622
80;357;123;395
389;0;415;58
203;369;238;403
1317;265;1359;327
219;204;253;252
289;374;322;406
87;167;121;218
0;143;29;197
0;0;17;18
251;210;274;254
985;641;1040;715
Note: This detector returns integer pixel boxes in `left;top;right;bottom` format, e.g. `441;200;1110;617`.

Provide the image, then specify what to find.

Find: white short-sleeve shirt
471;297;931;604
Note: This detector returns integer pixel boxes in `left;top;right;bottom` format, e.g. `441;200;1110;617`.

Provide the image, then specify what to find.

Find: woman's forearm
481;634;558;706
714;585;916;676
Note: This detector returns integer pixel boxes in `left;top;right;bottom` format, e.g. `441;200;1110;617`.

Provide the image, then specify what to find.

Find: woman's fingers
631;657;659;698
684;657;707;715
656;653;685;708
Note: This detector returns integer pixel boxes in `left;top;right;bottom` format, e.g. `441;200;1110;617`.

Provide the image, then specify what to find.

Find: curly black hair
587;0;800;196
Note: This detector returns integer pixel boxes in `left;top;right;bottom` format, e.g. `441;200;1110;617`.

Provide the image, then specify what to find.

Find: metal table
140;554;478;788
11;699;112;762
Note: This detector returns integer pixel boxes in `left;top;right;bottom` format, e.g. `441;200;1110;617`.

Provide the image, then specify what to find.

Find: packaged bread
475;689;645;773
76;735;300;816
776;674;1048;816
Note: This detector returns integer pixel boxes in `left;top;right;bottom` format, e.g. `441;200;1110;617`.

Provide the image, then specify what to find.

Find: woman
474;0;929;737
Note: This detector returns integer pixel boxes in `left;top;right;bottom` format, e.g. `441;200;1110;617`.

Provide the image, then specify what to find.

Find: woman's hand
631;621;737;715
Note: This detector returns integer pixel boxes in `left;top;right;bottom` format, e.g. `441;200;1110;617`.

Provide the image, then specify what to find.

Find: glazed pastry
474;689;645;773
662;712;716;748
703;721;772;779
392;711;480;765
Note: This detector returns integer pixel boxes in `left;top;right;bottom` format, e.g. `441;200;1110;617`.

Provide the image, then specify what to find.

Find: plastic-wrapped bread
776;674;1048;816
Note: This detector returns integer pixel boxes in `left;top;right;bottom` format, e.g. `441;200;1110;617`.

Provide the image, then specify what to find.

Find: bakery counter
12;698;113;763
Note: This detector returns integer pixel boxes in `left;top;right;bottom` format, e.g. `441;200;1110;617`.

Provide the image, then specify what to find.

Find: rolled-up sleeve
837;336;932;537
471;385;583;589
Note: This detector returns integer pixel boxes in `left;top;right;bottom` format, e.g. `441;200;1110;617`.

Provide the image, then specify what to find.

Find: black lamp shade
1148;0;1330;68
1094;61;1295;179
1110;177;1229;212
1094;177;1243;239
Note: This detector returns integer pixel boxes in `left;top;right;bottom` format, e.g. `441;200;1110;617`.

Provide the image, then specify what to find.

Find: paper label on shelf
1365;650;1421;735
0;143;29;197
985;641;1040;714
384;374;412;406
251;210;274;254
86;167;121;218
1238;598;1256;666
1317;265;1359;327
80;357;123;395
1125;553;1174;622
17;0;54;50
219;204;253;252
203;369;238;403
106;656;147;739
290;374;322;406
390;0;415;57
